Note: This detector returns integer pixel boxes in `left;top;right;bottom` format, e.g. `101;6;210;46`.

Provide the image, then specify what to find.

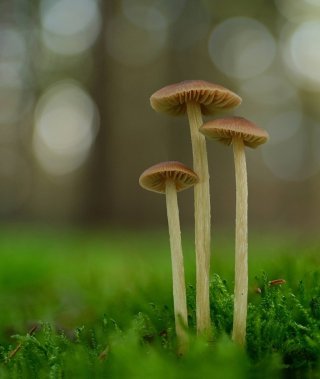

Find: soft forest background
2;0;320;376
1;0;319;232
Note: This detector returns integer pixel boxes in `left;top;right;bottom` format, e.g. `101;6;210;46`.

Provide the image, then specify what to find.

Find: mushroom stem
232;137;248;346
165;179;189;348
186;102;211;336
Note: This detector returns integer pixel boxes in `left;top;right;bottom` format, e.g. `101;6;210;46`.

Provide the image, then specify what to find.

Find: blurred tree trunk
83;1;114;225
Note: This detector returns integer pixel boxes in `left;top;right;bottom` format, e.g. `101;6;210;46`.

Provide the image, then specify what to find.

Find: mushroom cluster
140;80;269;348
150;81;241;337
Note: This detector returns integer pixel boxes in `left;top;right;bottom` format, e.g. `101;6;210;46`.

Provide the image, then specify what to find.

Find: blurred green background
1;0;320;232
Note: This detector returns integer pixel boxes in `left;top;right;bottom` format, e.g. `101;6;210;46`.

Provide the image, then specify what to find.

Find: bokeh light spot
305;0;320;6
40;0;101;55
33;80;99;175
283;21;320;90
0;26;26;61
274;0;320;22
0;25;33;125
121;2;167;31
208;17;276;80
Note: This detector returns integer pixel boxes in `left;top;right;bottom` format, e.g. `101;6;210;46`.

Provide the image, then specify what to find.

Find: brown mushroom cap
200;117;269;148
150;80;242;116
139;161;199;194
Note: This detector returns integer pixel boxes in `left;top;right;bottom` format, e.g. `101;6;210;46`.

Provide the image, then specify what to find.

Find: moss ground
0;225;319;378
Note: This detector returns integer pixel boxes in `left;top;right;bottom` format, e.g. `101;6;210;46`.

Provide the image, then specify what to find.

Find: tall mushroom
200;116;269;346
139;161;198;349
150;80;242;336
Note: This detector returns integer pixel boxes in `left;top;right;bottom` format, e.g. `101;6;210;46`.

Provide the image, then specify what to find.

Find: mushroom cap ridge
200;116;269;148
150;80;242;116
139;161;199;194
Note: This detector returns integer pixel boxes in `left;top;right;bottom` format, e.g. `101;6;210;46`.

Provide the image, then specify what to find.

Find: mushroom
139;161;199;348
150;80;241;335
199;116;269;345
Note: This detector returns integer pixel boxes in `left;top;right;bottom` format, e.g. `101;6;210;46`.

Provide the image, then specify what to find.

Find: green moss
0;227;319;377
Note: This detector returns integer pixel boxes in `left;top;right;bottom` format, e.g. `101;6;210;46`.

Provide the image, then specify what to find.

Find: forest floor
0;225;319;378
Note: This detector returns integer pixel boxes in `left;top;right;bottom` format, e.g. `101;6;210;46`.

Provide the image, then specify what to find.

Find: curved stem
186;102;211;336
232;137;248;346
165;180;189;349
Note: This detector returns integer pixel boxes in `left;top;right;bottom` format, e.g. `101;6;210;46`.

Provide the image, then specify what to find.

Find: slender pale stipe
187;102;211;336
232;137;248;346
165;179;189;348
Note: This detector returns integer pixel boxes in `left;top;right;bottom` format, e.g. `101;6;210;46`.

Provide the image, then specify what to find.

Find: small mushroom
139;161;198;348
200;116;269;346
150;80;241;336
